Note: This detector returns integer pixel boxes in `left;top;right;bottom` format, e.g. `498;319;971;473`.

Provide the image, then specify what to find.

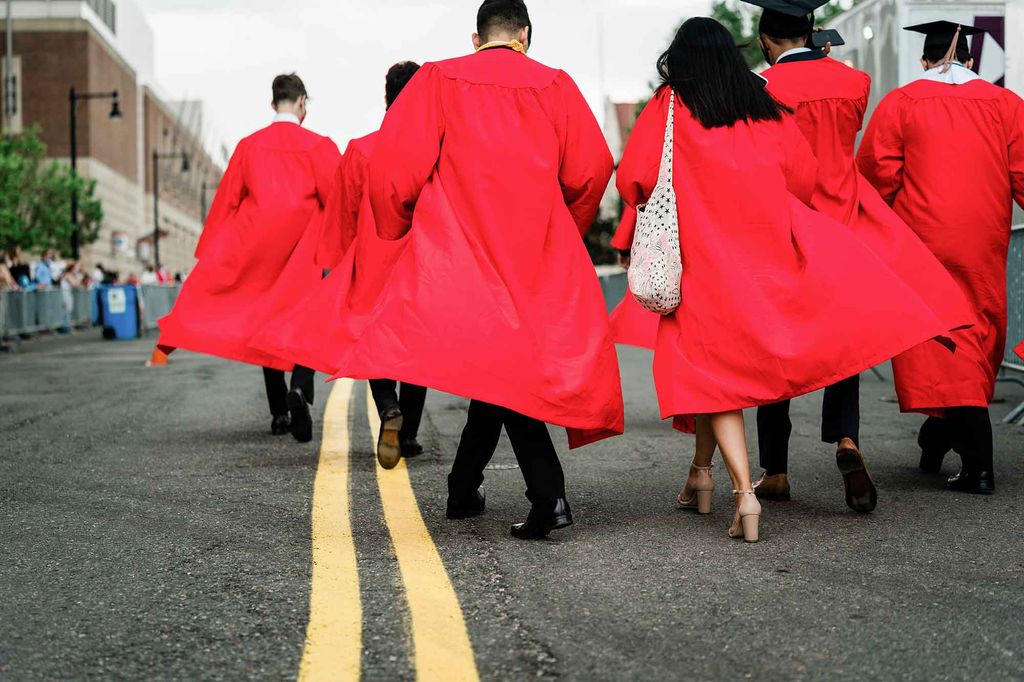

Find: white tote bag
628;90;682;315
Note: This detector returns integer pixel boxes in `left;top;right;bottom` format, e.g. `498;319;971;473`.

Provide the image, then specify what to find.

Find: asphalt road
1;332;1022;681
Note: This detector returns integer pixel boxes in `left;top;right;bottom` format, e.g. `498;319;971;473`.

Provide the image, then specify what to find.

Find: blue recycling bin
98;285;140;340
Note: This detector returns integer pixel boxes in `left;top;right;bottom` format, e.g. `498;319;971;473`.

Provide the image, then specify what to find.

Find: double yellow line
298;379;479;682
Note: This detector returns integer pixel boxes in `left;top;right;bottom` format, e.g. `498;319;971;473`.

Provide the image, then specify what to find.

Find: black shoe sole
287;390;313;443
837;449;877;513
753;489;791;502
510;513;573;540
947;482;995;495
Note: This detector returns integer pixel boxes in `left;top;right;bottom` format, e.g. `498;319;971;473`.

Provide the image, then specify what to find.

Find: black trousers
448;400;566;504
262;365;316;417
919;406;994;472
756;374;860;475
368;379;427;441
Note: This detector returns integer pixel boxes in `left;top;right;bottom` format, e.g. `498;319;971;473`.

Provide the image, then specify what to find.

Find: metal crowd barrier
0;285;182;340
0;288;95;339
138;284;181;331
998;225;1024;424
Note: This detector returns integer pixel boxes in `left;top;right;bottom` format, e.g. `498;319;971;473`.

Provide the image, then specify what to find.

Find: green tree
712;0;854;68
0;126;102;254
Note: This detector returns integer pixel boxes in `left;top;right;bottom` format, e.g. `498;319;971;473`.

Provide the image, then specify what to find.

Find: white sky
136;0;712;160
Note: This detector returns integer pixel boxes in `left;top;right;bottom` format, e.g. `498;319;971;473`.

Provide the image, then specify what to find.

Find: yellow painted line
367;388;480;682
298;379;361;682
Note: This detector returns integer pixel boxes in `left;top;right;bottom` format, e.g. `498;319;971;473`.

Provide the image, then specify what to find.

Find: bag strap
656;90;675;186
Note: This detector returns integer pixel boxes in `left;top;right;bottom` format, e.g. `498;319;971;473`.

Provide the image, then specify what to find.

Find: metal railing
138;285;180;331
0;288;95;339
0;285;181;340
998;225;1024;423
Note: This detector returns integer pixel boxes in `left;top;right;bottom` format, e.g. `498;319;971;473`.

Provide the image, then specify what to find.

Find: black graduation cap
742;0;832;39
904;20;985;57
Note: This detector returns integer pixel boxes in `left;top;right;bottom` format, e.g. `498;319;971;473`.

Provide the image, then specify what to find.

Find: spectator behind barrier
0;250;19;290
34;250;55;289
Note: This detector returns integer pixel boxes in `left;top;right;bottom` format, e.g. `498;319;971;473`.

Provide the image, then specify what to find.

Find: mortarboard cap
742;0;834;39
904;20;985;58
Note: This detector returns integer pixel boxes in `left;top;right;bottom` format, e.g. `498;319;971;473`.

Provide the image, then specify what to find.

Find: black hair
385;61;421;109
477;0;532;45
657;17;792;129
272;73;307;105
923;40;970;64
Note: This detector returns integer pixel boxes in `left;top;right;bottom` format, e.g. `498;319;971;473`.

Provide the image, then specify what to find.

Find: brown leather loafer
753;472;791;501
836;438;877;513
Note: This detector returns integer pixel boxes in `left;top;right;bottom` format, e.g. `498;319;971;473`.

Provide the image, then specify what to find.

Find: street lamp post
68;87;121;259
151;149;190;269
200;179;220;222
4;0;14;131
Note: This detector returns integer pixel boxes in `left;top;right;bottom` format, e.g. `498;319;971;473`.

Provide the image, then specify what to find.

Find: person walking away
858;21;1024;494
155;74;342;443
748;0;973;512
319;61;429;465
252;0;623;539
613;18;962;542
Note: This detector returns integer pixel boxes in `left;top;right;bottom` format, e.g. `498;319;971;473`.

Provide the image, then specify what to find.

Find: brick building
1;0;223;277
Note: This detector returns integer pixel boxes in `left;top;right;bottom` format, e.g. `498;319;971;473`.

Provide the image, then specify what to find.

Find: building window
86;0;117;34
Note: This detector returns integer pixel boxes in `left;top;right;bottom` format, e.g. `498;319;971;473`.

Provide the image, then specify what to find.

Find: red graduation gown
612;56;972;352
858;78;1024;412
157;122;341;370
316;131;378;270
612;88;957;432
251;50;623;446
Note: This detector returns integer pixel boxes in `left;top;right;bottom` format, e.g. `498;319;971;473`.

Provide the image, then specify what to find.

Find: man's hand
814;26;832;56
617;250;631;269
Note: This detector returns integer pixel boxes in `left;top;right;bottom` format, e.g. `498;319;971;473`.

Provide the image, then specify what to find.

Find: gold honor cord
475;39;527;54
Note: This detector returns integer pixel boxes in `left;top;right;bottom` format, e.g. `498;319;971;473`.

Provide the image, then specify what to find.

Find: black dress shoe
271;414;291;436
919;449;946;474
947;469;995;494
510;498;573;540
287;388;313;443
446;487;486;519
401;438;424;458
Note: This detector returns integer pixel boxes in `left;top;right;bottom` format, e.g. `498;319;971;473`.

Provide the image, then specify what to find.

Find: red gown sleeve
857;91;906;206
312;137;342;207
318;142;366;269
195;138;247;259
611;88;667;251
309;137;343;269
779;114;818;206
1004;90;1024;208
368;64;445;241
555;72;614;236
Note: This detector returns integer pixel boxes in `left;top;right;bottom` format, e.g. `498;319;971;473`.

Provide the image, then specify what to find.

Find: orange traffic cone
145;346;169;367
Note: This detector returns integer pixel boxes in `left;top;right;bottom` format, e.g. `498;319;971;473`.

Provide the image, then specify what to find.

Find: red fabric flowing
858;79;1024;413
157;122;341;370
316;131;378;270
611;58;974;358
612;88;958;432
251;50;623;447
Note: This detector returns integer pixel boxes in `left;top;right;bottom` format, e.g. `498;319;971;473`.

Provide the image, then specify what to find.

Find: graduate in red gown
858;21;1024;494
156;74;341;443
613;18;957;542
253;0;622;539
743;1;974;513
322;61;430;467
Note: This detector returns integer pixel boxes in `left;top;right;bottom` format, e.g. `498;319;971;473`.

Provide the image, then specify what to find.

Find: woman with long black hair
611;18;960;542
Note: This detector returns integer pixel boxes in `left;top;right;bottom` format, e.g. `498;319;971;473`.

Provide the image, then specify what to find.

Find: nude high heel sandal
728;491;761;543
676;465;714;514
